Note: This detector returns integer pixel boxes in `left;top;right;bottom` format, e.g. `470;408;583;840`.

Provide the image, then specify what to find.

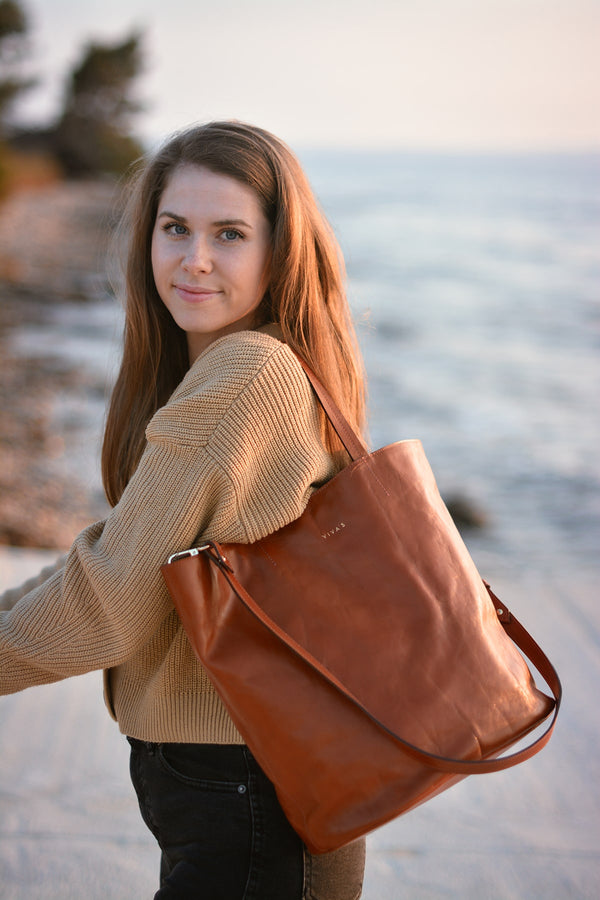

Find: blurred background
0;1;598;898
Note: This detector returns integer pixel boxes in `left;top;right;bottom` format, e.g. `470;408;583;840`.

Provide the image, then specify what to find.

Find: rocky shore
0;180;120;548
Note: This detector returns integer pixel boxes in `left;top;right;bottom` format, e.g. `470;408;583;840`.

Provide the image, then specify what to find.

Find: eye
220;228;243;242
163;222;188;236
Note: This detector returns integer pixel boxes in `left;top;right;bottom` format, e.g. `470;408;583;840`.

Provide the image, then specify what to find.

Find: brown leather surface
161;368;560;854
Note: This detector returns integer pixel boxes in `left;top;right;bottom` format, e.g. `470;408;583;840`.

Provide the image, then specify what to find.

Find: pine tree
53;32;144;176
0;0;33;138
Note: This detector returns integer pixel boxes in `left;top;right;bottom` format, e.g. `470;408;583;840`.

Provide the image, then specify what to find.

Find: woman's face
151;164;272;361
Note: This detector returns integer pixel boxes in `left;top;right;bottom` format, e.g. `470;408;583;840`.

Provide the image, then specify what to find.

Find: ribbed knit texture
0;331;336;743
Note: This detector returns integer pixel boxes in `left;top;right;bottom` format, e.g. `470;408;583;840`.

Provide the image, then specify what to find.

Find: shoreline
0;180;118;549
0;292;111;548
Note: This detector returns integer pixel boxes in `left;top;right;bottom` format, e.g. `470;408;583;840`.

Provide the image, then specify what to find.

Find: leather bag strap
293;356;369;460
203;548;561;775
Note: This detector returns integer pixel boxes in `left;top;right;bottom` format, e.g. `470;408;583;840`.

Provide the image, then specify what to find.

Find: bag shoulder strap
292;355;369;461
205;548;561;775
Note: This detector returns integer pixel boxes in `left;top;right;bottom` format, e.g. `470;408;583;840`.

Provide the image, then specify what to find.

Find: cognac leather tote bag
161;358;561;855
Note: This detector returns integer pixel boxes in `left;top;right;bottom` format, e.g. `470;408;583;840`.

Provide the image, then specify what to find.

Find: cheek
150;236;170;289
249;245;272;294
247;261;269;301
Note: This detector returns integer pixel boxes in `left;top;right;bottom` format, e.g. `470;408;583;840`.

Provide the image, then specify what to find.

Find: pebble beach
1;163;599;898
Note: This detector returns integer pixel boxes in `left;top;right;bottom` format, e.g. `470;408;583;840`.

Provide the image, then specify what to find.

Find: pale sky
14;0;600;151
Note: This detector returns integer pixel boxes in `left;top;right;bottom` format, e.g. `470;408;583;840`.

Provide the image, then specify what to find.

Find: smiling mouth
174;285;221;301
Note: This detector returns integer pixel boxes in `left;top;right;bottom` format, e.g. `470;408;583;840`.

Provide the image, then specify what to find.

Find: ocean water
303;151;600;583
10;151;600;586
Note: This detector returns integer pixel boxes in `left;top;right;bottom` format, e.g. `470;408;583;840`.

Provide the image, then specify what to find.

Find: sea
304;150;600;589
10;150;600;590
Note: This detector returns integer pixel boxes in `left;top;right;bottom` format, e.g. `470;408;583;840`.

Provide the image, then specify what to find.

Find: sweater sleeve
0;333;332;694
0;556;66;612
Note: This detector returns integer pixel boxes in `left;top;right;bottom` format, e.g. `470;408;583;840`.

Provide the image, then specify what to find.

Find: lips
174;284;221;302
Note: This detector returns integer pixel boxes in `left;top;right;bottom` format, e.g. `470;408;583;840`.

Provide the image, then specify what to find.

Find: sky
13;0;600;152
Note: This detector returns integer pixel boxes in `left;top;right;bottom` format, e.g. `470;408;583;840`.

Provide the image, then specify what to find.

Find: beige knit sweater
0;330;336;743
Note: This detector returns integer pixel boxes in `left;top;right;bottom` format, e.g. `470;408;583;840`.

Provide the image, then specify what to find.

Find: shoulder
174;330;311;412
147;331;313;448
185;329;302;395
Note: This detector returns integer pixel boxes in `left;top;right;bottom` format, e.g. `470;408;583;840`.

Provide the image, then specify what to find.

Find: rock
444;494;489;531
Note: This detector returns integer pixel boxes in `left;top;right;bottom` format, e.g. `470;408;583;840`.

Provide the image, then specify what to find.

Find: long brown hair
102;121;366;506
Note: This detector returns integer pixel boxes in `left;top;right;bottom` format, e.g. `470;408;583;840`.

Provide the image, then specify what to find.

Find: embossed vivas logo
320;522;347;540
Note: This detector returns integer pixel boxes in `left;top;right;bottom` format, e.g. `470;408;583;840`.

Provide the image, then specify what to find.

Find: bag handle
202;544;561;775
293;356;369;461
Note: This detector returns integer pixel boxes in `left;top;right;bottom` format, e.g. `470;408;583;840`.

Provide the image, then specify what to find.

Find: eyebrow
156;210;253;229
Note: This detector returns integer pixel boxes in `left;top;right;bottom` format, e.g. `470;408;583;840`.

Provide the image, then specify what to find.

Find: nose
182;236;213;274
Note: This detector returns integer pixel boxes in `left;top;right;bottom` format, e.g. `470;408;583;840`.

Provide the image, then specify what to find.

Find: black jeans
128;739;305;899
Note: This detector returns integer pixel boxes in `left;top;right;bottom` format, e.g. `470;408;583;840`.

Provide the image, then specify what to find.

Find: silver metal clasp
166;543;212;565
166;540;232;573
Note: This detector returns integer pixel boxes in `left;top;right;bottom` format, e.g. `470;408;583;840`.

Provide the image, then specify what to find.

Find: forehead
158;164;263;217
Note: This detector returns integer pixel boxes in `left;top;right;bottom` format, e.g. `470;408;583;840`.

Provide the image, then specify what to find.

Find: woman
0;121;367;899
